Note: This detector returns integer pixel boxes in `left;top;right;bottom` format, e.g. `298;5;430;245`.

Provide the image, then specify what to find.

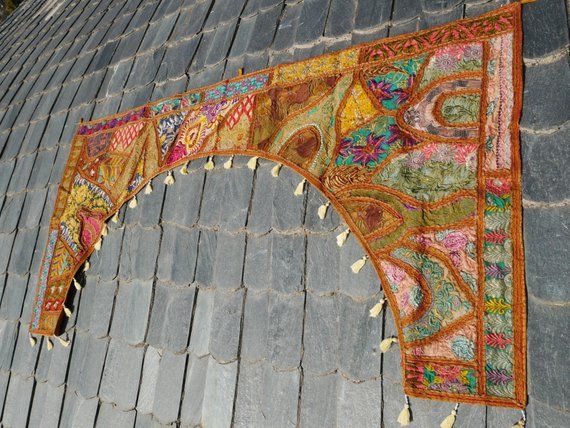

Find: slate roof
0;0;568;427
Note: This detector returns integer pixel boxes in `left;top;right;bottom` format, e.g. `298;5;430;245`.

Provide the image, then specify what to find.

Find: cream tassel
111;211;120;223
46;338;53;351
247;156;258;170
63;305;72;318
180;162;189;175
440;403;459;428
73;277;82;291
224;156;234;169
164;171;175;185
380;336;398;353
336;228;350;247
83;260;90;272
317;201;330;219
271;163;282;177
512;410;526;427
57;335;70;347
29;333;36;347
369;298;386;318
351;255;368;273
397;396;411;426
144;181;153;194
294;178;306;196
128;196;138;209
94;239;102;251
101;223;108;237
204;156;215;170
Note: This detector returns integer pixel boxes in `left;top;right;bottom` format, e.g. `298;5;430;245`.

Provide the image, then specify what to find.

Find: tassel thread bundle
204;156;215;170
29;333;36;347
271;163;282;177
63;305;72;318
336;228;350;246
58;335;70;347
101;223;108;237
128;196;138;209
164;171;175;186
94;239;102;251
294;178;306;196
144;181;153;194
83;260;90;272
247;156;258;170
73;277;82;290
369;298;386;318
46;338;53;351
397;396;411;426
317;201;330;219
224;156;234;169
440;403;459;428
351;255;368;273
180;162;189;175
111;211;120;223
380;336;398;353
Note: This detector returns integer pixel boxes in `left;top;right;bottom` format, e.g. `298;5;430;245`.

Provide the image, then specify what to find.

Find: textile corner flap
30;3;526;409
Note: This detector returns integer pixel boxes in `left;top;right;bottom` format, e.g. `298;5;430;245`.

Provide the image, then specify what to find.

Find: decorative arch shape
30;3;526;410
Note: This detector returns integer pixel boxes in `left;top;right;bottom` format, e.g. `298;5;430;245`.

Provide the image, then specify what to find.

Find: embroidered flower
404;151;426;169
463;44;483;61
435;53;459;71
442;231;468;252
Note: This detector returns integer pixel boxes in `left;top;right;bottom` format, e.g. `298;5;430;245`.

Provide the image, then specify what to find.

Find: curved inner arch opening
30;24;523;408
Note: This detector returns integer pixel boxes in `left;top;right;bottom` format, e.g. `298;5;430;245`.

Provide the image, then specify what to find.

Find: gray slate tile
157;225;199;285
524;206;570;302
147;283;196;353
100;339;145;411
152;350;187;424
233;360;300;427
522;58;570;129
110;280;153;345
67;332;109;399
521;127;570;203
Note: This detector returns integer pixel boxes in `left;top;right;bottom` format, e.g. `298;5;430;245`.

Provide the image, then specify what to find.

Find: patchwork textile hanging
30;3;526;409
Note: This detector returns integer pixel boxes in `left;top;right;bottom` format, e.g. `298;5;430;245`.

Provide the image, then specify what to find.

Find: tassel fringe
144;181;153;194
204;156;215;170
397;398;411;426
180;162;189;175
83;260;90;272
336;228;350;247
317;201;330;219
224;156;234;169
271;163;282;177
247;156;258;170
294;178;306;196
101;223;108;237
111;211;120;223
369;298;386;318
29;333;36;347
46;338;53;351
164;171;175;185
128;196;138;209
440;403;459;428
73;278;82;290
63;305;72;318
380;336;398;353
94;239;102;251
58;335;70;347
351;255;368;273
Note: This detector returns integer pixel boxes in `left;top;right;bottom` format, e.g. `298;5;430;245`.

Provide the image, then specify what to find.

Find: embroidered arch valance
30;3;526;410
